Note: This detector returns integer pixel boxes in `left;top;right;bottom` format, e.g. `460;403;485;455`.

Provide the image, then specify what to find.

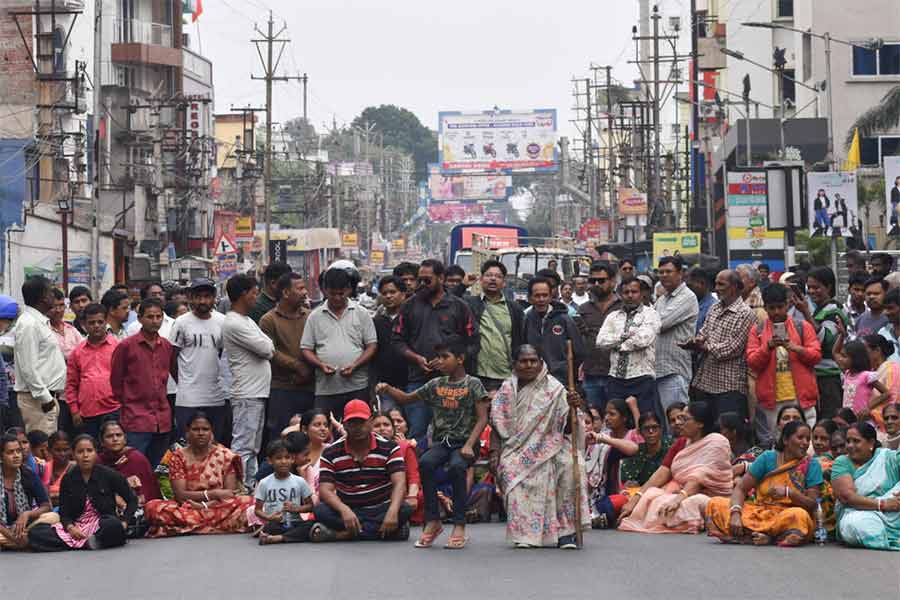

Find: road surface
5;524;897;599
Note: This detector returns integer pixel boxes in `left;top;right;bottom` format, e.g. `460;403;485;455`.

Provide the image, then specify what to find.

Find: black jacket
465;295;525;377
392;291;476;384
373;311;408;389
524;302;585;385
58;463;137;528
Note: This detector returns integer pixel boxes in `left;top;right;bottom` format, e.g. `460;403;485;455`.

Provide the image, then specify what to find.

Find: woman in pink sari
617;401;732;534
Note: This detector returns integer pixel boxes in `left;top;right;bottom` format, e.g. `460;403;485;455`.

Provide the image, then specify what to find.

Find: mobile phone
772;322;787;340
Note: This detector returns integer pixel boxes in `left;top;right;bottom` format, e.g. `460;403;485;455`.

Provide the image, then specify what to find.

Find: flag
844;128;861;172
192;0;203;22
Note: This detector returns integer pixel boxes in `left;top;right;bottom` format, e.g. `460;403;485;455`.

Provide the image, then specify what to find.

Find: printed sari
144;445;254;537
618;433;732;534
492;365;590;546
833;448;900;550
706;454;815;544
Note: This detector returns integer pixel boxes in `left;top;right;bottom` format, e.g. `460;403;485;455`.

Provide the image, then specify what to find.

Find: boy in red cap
310;399;412;542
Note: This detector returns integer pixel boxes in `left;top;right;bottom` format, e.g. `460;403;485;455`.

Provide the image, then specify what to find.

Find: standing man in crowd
249;262;292;324
445;265;468;298
596;277;660;420
14;276;66;435
578;262;620;410
49;288;81;361
372;276;408;410
879;288;900;361
855;278;889;338
109;298;173;466
757;263;771;291
67;285;92;336
393;262;419;300
101;288;130;341
686;270;757;422
524;276;585;387
301;268;377;419
687;267;716;333
845;250;868;280
654;256;698;426
169;278;227;438
465;259;524;393
572;275;590;306
618;258;636;281
64;303;119;439
871;252;894;279
223;273;275;487
393;259;476;444
260;272;314;438
125;283;171;336
844;273;869;337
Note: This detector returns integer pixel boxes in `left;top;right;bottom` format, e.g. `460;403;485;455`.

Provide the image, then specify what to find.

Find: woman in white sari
491;345;590;548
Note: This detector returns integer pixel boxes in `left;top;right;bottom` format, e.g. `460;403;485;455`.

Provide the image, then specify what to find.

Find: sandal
444;535;468;549
310;523;337;543
414;526;444;548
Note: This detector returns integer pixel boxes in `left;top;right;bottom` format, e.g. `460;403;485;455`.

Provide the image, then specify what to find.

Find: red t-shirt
662;437;689;468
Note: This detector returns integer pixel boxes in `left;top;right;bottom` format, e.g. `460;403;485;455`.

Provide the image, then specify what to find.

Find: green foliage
282;117;319;156
846;86;900;149
351;105;437;179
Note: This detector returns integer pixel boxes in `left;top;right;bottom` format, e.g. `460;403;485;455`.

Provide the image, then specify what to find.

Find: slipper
414;526;444;548
310;523;337;543
444;535;468;549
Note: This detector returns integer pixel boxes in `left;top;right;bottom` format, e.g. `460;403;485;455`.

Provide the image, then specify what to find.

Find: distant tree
351;105;437;179
282;117;320;156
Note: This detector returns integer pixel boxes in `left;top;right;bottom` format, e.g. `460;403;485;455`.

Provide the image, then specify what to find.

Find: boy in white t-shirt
255;437;314;545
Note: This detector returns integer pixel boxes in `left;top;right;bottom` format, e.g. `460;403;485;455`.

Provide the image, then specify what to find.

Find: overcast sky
194;0;689;138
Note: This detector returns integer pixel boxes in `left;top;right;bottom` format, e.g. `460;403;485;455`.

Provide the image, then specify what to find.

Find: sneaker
514;542;535;549
558;534;578;549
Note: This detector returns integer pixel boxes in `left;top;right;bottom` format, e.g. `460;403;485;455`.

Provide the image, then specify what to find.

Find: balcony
110;18;181;68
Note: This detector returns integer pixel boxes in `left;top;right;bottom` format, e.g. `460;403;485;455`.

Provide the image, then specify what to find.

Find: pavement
4;524;898;600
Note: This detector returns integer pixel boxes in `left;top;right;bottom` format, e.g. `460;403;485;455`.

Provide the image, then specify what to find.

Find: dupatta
670;432;733;497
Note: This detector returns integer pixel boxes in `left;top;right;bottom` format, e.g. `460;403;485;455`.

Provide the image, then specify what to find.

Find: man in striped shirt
311;400;412;542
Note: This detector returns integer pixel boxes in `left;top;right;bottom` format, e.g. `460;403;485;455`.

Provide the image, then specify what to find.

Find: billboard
427;203;507;223
808;172;858;237
438;110;558;172
726;171;785;271
427;164;511;202
617;188;649;215
652;233;701;265
235;216;254;242
885;156;900;236
341;232;358;249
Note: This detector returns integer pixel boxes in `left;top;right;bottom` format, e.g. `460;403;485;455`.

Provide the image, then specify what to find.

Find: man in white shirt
170;278;227;438
571;275;590;306
14;275;66;434
223;273;275;487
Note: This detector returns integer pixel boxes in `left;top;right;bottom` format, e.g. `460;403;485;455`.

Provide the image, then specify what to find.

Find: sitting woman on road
706;420;823;546
28;435;136;552
0;433;56;550
617;401;732;535
372;411;422;524
97;420;161;507
44;431;73;506
144;412;254;537
584;399;640;529
882;403;900;451
831;422;900;550
620;412;672;488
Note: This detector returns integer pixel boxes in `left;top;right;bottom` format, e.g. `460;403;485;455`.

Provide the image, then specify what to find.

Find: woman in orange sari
617;401;732;534
707;420;823;546
145;412;253;537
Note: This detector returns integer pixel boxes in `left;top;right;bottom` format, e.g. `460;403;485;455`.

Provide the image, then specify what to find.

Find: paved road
5;524;897;599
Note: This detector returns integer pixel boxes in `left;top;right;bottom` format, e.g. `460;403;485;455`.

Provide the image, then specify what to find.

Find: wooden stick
567;340;584;549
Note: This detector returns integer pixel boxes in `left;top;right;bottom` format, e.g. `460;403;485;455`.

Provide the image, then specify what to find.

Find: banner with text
438;110;558;172
726;170;785;271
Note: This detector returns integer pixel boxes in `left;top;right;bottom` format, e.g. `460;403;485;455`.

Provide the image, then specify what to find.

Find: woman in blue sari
832;423;900;550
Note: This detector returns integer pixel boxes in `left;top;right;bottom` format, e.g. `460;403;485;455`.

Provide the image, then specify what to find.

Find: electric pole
252;11;303;264
91;0;102;297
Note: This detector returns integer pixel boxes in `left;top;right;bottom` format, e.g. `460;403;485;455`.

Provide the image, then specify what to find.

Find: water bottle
814;498;827;546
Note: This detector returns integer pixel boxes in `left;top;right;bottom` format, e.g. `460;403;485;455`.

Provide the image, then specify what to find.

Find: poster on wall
884;156;900;236
652;232;701;265
24;257;108;288
726;170;785;271
807;171;858;238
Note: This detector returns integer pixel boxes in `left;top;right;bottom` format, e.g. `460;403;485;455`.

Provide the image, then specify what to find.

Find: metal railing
111;18;172;47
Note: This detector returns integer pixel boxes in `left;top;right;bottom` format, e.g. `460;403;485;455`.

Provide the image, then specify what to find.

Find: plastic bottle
814;498;827;546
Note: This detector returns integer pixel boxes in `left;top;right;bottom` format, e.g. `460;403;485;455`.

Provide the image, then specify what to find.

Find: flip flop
414;526;444;548
310;523;337;543
444;535;468;549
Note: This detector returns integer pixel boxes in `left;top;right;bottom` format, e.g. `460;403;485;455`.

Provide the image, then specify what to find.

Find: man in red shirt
65;303;120;439
110;297;174;467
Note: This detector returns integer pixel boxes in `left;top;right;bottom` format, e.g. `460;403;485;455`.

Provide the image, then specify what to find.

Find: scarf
0;469;30;525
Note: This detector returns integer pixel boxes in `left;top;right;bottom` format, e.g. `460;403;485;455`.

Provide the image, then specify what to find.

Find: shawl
98;447;163;503
492;364;570;493
0;468;29;525
669;432;733;497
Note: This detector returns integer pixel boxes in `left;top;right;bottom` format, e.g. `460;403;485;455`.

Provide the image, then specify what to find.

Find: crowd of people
2;248;900;553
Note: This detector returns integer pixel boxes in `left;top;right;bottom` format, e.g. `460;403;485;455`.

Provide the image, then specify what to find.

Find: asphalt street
4;524;897;599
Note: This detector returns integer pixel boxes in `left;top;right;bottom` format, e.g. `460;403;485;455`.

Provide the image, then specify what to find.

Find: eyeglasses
589;277;609;284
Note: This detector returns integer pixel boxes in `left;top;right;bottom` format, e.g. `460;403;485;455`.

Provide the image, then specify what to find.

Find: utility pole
302;73;308;122
251;11;303;264
652;6;662;229
90;0;102;297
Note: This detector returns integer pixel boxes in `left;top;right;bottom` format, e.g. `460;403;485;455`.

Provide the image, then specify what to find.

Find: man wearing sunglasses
577;262;621;410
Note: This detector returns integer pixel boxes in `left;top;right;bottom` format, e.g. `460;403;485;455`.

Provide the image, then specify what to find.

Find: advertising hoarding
438;110;558;172
885;156;900;236
726;171;785;271
427;164;511;202
807;171;858;237
652;232;701;264
617;188;648;216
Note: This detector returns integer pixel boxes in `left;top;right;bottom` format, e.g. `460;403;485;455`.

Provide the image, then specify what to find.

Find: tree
351;105;437;179
282;117;319;156
846;86;900;148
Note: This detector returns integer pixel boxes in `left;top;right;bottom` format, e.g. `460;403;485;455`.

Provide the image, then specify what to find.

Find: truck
448;224;528;272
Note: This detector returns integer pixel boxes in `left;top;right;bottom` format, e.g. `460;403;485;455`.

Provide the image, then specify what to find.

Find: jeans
313;501;413;540
419;441;472;525
268;389;315;440
692;390;748;423
607;376;660;420
656;374;689;434
174;405;228;441
125;431;169;468
231;397;266;488
755;402;817;448
403;383;432;448
582;375;609;411
81;411;120;440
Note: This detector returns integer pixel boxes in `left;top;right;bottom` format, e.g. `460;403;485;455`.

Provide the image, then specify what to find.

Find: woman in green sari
832;422;900;550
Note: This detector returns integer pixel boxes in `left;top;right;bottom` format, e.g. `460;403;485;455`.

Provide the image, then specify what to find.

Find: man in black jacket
465;259;524;392
372;276;408;409
392;259;476;445
524;276;585;384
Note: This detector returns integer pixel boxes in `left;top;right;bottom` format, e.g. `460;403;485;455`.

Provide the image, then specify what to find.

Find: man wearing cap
169;278;227;438
311;399;411;542
14;276;66;435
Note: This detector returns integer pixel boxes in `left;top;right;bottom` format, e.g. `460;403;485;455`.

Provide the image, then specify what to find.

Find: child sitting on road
255;438;314;545
376;336;489;550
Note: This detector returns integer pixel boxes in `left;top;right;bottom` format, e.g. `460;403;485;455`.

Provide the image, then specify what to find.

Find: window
860;137;879;166
881;137;900;158
776;0;794;18
853;43;900;76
